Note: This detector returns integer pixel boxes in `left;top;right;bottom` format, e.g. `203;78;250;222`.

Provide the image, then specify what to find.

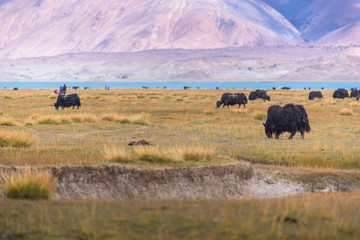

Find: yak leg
275;133;280;139
243;103;246;108
288;131;296;139
300;129;305;139
72;105;75;109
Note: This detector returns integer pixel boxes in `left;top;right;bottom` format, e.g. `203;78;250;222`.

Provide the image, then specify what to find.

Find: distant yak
216;92;247;108
308;91;323;100
333;89;349;99
249;89;270;101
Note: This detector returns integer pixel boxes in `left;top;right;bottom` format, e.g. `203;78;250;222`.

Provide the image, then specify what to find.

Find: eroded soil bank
0;163;359;199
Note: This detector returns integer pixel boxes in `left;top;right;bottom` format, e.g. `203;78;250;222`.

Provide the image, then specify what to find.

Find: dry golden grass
0;88;358;169
339;108;353;116
203;109;215;114
102;112;150;125
1;169;56;199
104;146;214;165
0;131;38;148
1;192;360;239
230;108;248;114
0;118;17;126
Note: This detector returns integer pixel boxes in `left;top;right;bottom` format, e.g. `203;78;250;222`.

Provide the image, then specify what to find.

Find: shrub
2;169;56;200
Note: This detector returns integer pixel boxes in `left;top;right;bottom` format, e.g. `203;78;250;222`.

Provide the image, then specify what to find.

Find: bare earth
1;164;359;199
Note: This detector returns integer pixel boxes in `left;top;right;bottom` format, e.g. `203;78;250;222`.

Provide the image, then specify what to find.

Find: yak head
297;105;311;132
216;101;222;108
54;95;62;110
301;115;311;132
263;122;273;138
241;93;248;104
265;95;271;101
54;102;60;110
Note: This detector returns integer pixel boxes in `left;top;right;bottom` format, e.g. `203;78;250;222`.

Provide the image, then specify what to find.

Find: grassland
1;192;360;239
1;87;360;239
0;87;359;169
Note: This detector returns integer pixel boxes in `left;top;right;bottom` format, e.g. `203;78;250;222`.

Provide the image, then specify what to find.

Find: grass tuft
339;108;353;116
102;113;150;125
2;169;56;200
253;112;267;121
0;131;38;148
104;146;214;164
0;118;17;126
38;117;60;125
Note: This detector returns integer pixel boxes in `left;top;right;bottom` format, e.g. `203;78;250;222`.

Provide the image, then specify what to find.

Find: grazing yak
263;104;311;139
308;91;323;100
249;89;270;101
216;93;247;108
54;94;81;110
333;89;349;99
350;88;360;99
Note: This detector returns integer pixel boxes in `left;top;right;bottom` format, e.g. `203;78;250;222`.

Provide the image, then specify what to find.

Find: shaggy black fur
249;89;270;101
333;89;349;99
216;93;248;108
263;104;311;139
54;93;81;110
308;91;323;100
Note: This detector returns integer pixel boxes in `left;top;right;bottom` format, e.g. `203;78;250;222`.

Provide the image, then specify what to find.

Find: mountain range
0;0;359;59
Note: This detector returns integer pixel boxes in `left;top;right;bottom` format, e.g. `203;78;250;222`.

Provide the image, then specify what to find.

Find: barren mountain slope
264;0;360;42
0;0;303;59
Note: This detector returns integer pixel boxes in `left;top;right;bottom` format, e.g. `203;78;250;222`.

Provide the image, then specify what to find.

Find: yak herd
216;88;358;140
51;87;357;140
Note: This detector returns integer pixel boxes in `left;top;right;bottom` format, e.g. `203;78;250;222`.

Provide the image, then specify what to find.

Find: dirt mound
0;164;359;200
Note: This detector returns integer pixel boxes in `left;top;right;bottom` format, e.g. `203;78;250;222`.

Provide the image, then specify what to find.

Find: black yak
249;89;270;101
263;104;311;139
350;88;360;98
216;93;247;108
308;91;323;100
54;94;81;110
333;89;349;99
